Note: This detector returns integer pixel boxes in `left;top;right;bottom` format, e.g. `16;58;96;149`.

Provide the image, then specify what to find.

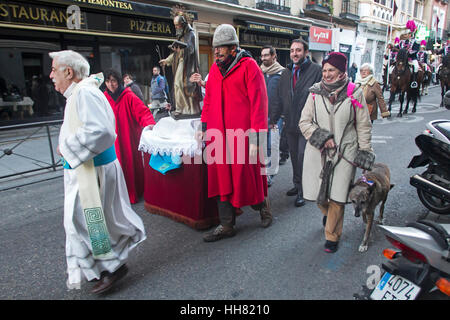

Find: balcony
340;0;359;21
215;0;239;4
256;0;291;15
305;0;331;15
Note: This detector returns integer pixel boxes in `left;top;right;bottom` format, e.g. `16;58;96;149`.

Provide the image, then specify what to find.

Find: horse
403;64;423;115
420;63;432;95
439;54;450;107
388;49;411;117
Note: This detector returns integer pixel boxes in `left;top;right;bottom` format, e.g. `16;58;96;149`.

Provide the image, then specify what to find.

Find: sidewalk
0;122;62;191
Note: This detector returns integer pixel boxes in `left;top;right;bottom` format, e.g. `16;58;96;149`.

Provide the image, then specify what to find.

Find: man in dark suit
270;39;322;207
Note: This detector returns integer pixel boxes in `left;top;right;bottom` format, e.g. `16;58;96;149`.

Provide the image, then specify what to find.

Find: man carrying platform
200;24;272;242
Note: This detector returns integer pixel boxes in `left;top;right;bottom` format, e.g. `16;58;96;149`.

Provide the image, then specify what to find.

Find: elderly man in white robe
50;50;146;294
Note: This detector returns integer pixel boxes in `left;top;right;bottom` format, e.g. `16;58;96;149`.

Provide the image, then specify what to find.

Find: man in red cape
201;24;272;242
104;69;155;204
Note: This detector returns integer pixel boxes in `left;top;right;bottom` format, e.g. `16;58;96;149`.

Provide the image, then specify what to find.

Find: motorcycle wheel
417;189;450;215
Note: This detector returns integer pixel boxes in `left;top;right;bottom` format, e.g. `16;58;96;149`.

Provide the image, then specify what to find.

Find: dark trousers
217;200;235;228
217;199;265;228
279;126;289;159
286;130;307;195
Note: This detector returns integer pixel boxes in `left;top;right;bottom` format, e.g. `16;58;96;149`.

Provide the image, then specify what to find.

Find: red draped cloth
143;154;219;230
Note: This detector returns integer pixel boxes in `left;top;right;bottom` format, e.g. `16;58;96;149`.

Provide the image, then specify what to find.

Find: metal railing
256;0;291;14
0;120;63;180
341;0;359;16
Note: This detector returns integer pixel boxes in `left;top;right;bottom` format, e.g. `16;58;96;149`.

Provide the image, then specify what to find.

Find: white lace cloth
138;116;202;157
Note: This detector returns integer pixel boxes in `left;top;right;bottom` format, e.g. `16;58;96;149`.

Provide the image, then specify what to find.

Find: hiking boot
203;225;236;242
259;198;272;228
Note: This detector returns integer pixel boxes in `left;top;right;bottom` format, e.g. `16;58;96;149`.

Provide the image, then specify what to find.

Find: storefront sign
355;35;367;52
0;1;175;38
239;32;292;48
309;26;332;51
55;0;198;20
339;44;351;54
242;20;308;38
71;0;133;11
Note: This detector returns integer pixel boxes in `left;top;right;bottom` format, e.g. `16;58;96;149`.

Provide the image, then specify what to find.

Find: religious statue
159;5;202;119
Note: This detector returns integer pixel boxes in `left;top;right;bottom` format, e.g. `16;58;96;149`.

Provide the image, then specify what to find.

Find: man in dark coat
349;62;358;82
270;39;322;207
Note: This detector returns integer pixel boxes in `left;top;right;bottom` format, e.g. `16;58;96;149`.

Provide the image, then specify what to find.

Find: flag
393;1;398;16
436;16;440;33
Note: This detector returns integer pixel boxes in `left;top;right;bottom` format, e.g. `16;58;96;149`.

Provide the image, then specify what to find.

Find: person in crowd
200;24;272;242
270;39;322;208
356;63;390;123
50;50;146;294
299;52;374;253
123;73;145;102
150;66;167;109
103;69;155;204
31;75;49;116
349;62;358;82
260;45;285;187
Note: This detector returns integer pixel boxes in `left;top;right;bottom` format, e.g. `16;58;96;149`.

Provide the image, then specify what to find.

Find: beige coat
299;85;373;203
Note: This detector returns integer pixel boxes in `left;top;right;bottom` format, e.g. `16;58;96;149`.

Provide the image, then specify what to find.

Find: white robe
59;80;146;289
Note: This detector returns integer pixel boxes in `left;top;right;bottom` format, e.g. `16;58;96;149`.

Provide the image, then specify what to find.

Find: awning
238;20;308;38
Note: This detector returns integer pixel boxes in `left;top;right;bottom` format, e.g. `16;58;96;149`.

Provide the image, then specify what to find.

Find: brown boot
259;198;272;228
203;225;236;242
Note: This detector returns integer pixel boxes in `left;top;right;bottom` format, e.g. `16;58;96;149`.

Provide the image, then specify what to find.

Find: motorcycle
408;119;450;215
355;219;450;300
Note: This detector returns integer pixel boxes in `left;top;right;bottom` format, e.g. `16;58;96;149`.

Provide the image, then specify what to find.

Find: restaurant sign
0;1;176;38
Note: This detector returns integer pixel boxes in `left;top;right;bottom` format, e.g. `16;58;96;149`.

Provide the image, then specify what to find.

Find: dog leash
320;144;367;174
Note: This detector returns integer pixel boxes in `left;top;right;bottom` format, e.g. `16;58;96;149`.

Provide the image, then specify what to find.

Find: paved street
0;85;449;301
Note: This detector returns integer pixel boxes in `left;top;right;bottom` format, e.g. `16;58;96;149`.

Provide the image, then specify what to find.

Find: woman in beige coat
357;63;390;123
299;52;374;253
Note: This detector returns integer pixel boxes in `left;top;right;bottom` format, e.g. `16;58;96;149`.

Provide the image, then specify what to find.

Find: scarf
216;48;252;76
356;74;374;87
260;61;285;75
216;52;237;75
66;73;114;261
310;73;349;105
107;84;125;102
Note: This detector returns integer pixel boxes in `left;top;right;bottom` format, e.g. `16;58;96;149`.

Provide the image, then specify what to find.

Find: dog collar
358;176;375;186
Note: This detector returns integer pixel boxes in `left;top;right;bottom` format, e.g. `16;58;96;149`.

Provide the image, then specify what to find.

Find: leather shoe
286;187;298;196
295;194;306;207
90;264;128;294
203;225;236;242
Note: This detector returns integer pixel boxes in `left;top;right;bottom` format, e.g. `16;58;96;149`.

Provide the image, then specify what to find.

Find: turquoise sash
62;145;117;169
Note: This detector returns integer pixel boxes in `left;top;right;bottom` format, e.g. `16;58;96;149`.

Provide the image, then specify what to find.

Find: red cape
104;87;155;204
201;56;268;208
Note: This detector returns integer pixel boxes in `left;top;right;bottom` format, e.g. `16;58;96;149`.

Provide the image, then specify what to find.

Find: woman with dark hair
103;69;155;204
299;52;374;253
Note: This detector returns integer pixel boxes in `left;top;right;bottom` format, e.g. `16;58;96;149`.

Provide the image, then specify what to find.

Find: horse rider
402;20;421;89
436;40;450;80
417;41;431;94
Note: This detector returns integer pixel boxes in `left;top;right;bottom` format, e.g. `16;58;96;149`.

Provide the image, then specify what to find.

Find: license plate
370;272;421;300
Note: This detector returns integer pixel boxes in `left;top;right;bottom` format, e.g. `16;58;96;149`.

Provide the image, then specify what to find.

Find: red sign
309;26;332;44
